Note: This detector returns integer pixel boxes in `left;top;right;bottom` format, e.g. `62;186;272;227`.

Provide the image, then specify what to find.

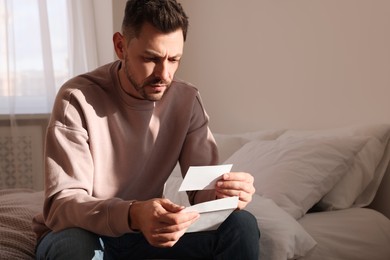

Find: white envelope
182;196;239;232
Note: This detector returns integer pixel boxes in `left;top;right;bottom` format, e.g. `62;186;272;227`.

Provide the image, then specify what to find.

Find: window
0;0;69;114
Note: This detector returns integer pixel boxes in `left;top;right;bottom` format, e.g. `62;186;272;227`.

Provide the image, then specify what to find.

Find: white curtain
0;0;101;190
67;0;99;76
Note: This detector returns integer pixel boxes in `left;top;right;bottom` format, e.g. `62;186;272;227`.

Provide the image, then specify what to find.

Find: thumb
160;199;185;213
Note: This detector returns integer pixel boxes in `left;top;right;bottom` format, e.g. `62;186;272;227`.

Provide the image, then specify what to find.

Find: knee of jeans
59;228;100;245
229;210;255;224
36;228;103;259
228;211;260;237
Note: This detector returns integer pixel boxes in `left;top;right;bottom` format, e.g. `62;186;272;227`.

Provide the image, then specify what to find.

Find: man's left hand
215;172;255;210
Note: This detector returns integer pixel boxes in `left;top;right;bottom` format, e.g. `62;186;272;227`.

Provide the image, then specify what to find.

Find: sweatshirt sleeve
178;92;220;205
42;88;133;237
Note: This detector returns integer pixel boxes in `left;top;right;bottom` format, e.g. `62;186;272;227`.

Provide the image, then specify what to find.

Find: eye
143;56;159;63
169;58;180;63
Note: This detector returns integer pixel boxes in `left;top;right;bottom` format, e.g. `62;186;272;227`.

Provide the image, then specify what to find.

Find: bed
1;123;390;259
165;123;390;260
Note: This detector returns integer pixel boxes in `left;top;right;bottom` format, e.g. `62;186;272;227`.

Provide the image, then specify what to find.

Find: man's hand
215;172;255;210
129;198;199;248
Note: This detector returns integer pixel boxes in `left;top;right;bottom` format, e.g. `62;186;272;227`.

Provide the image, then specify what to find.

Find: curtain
0;0;101;190
67;0;99;76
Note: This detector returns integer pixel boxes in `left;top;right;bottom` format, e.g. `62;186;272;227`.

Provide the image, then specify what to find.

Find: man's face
120;23;184;101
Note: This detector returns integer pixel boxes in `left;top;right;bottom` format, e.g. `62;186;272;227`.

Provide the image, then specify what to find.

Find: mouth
148;84;167;93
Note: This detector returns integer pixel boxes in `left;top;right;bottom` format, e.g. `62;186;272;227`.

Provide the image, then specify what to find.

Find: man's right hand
129;198;200;248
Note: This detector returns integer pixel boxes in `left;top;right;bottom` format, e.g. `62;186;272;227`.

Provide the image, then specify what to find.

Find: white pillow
214;129;285;162
246;194;317;260
318;137;385;210
225;136;369;219
279;124;390;210
164;170;190;207
298;208;390;260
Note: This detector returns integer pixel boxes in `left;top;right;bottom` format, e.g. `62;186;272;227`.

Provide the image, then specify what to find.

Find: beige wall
177;0;390;134
91;1;114;65
112;0;127;33
111;0;390;134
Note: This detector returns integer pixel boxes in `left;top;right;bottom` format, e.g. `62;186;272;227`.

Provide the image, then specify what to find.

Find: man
33;0;260;259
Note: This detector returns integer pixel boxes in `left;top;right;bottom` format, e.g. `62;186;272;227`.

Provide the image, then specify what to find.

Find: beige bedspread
0;189;43;260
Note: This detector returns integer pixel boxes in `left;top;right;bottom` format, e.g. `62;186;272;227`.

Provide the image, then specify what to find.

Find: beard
123;58;171;101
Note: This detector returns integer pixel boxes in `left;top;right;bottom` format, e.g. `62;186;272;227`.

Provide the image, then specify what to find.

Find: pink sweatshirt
33;61;218;239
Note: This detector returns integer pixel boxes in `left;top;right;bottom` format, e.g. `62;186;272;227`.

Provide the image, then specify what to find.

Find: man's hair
122;0;189;41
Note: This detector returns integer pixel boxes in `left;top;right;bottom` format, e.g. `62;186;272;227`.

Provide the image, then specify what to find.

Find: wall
111;1;390;134
97;0;126;64
94;1;115;65
176;0;390;134
112;0;127;33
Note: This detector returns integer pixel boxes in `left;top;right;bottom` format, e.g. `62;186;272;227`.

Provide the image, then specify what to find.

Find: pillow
214;129;286;162
279;124;390;210
246;194;316;260
225;136;370;219
164;171;190;207
0;189;44;260
317;137;385;210
298;208;390;260
351;126;390;207
166;129;287;205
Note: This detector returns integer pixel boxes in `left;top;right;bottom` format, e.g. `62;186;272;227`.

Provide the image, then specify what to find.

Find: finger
156;213;199;234
158;211;199;227
237;191;253;203
216;188;252;200
217;180;255;195
221;172;254;183
159;199;185;213
215;188;241;198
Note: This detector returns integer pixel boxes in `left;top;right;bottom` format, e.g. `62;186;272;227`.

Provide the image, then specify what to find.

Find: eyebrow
143;49;182;59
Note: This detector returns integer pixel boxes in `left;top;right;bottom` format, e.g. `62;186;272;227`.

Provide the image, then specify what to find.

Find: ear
113;32;125;59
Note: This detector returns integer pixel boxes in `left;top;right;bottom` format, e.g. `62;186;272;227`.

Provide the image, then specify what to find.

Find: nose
154;61;170;82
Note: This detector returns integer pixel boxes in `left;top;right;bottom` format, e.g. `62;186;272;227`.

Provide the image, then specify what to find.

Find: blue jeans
35;210;260;259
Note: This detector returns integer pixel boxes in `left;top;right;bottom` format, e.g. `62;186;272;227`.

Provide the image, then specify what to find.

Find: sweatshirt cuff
107;199;138;236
